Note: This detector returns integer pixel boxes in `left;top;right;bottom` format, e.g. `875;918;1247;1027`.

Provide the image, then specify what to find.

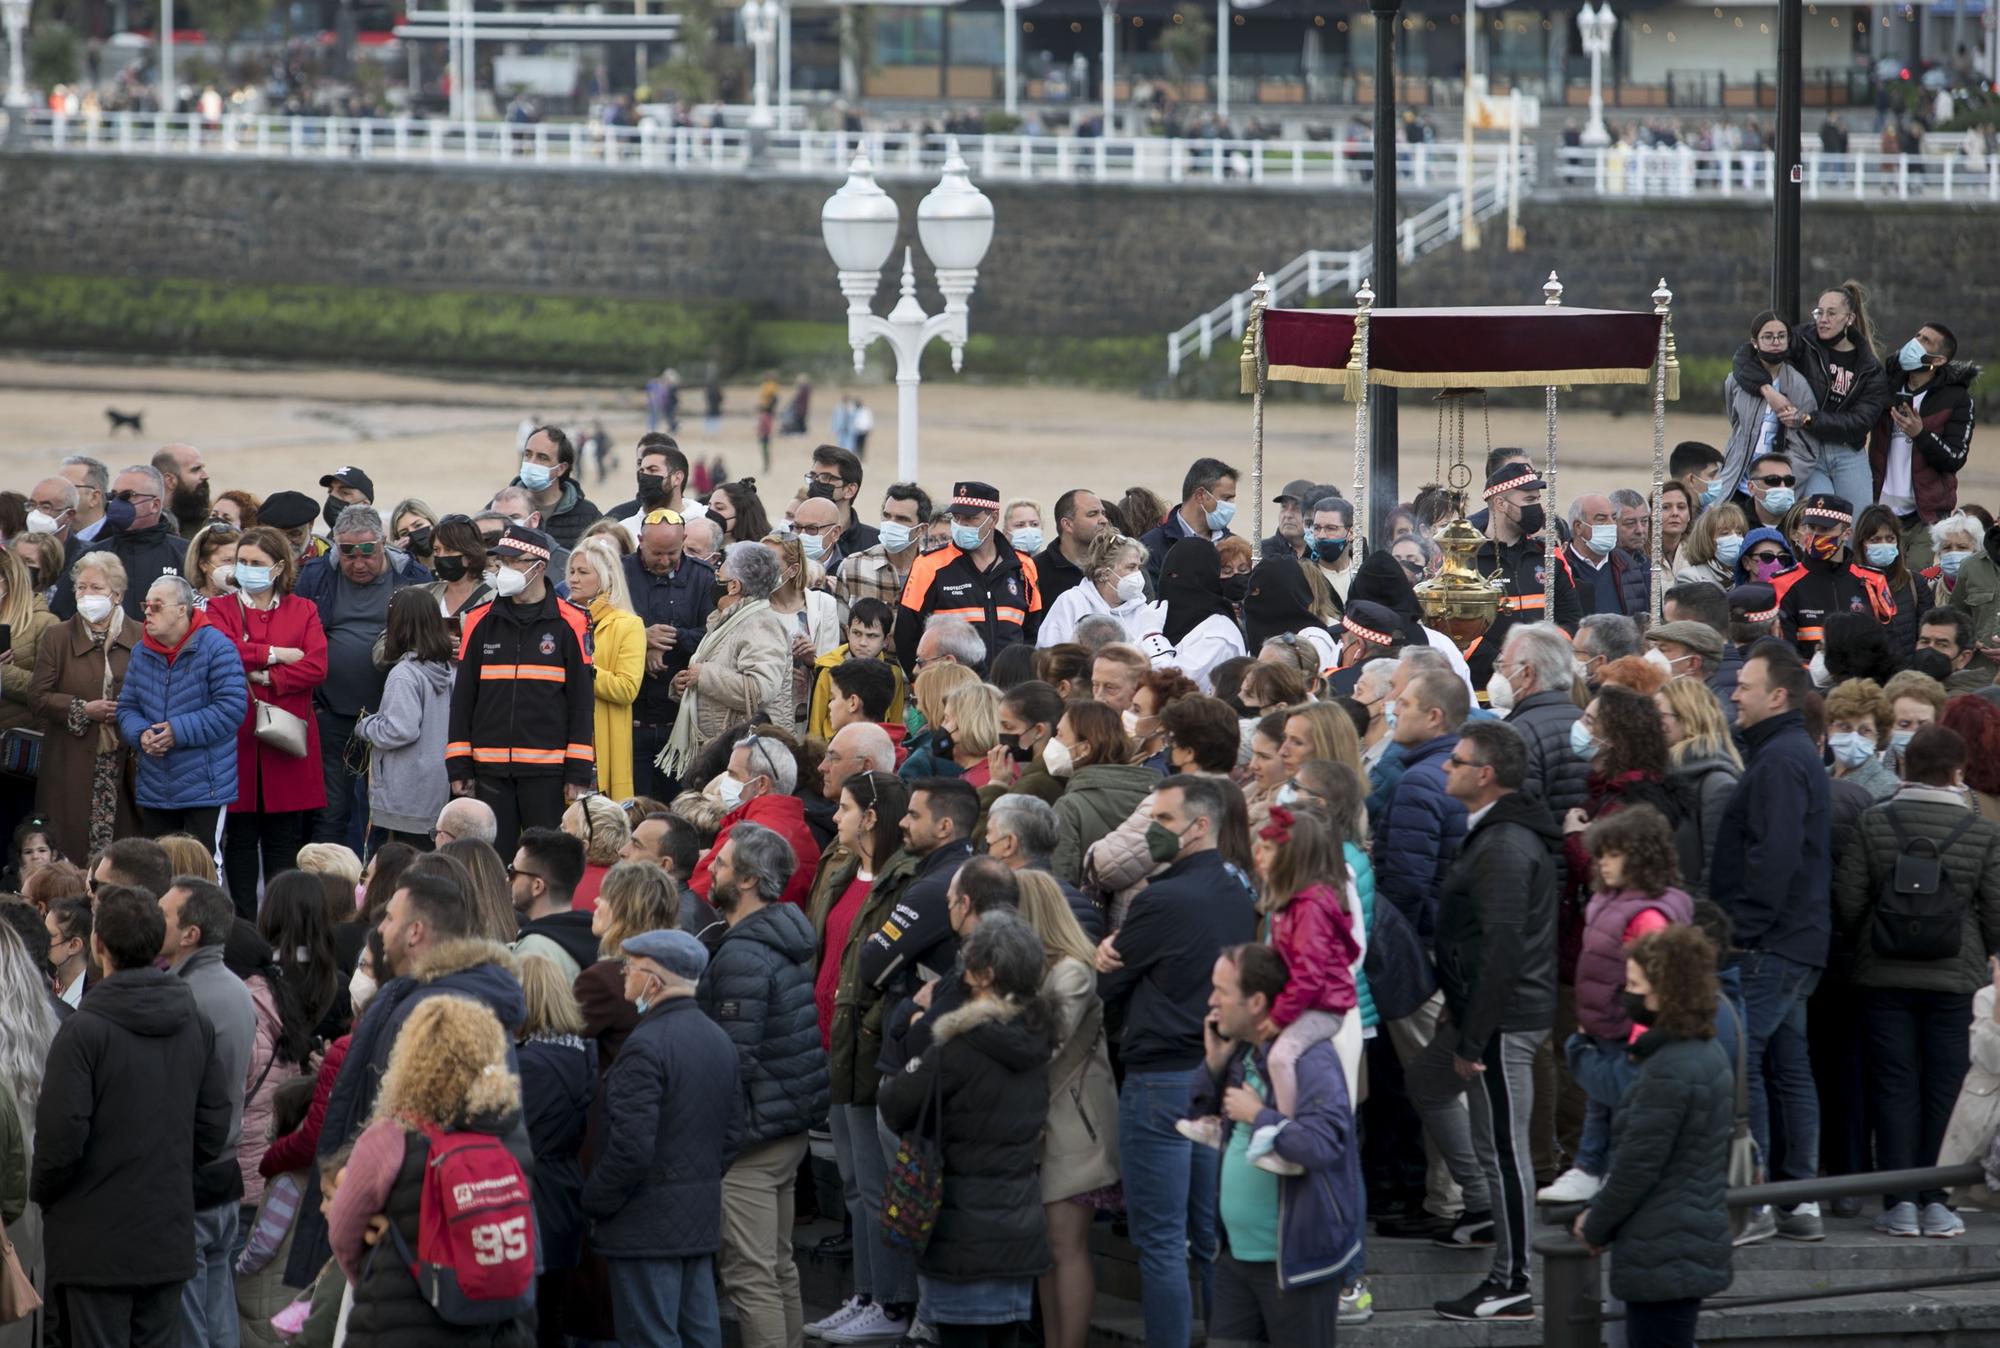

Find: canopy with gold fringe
1245;304;1680;402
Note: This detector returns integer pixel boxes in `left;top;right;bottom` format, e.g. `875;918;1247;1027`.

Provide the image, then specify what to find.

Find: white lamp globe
916;138;994;272
821;152;901;275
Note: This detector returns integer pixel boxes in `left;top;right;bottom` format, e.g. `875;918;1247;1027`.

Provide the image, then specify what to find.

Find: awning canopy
1257;304;1675;397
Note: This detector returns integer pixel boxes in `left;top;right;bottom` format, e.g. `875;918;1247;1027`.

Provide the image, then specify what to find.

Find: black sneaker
1433;1210;1497;1249
1375;1210;1448;1239
1435;1278;1535;1322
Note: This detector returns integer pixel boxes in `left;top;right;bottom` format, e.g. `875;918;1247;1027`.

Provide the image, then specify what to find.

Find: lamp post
1576;1;1616;147
2;0;29;111
821;142;995;484
1367;0;1400;544
744;0;778;130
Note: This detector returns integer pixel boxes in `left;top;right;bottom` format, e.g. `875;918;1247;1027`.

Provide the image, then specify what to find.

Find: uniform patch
540;633;557;656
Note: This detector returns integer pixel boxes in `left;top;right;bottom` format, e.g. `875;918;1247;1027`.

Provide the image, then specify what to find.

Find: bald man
152;443;211;539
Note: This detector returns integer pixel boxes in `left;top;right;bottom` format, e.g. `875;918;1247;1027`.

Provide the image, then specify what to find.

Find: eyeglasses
505;865;546;883
1752;474;1798;488
111;491;158;505
1445;754;1486;771
805;471;844;488
795;520;841;536
339;542;379;557
31;501;72;516
140;601;182;615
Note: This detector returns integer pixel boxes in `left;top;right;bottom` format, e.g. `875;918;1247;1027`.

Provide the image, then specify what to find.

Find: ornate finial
1356;278;1375;311
1251;271;1271;305
899;248;918;302
1543;270;1563;306
1652;277;1673;314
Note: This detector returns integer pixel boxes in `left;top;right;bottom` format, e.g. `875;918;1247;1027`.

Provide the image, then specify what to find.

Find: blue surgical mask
878;521;914;553
1382;700;1397;732
1899;337;1931;372
1829;731;1876;768
1715;535;1745;566
1588;523;1619;555
800;533;825;561
519;460;553;491
1864;542;1899;569
1891;728;1916;754
1570;718;1598;760
1010;526;1043;554
1700;476;1727;505
634;996;651;1016
1762;486;1796;515
1941;549;1971;578
950;522;985;552
235;563;274;594
1204;493;1237;533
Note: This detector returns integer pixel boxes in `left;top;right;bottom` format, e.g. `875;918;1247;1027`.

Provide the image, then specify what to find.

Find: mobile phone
1893;389;1915;407
0;624;14;653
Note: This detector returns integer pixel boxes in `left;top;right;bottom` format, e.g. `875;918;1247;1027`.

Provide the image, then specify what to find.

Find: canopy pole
1351;280;1375;535
1651;277;1674;624
1243;273;1271;548
1542;269;1562;617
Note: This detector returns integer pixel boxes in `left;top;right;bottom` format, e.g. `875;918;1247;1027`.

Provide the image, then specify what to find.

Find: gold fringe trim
1264;363;1348;389
1259;363;1683;401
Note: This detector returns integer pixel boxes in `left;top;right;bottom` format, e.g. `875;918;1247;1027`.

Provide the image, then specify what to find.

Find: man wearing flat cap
447;524;596;856
894;480;1043;673
586;927;742;1348
1262;479;1320;561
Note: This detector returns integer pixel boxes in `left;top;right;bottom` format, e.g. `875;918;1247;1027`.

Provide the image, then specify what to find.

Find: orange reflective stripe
471;747;514;763
512;748;565;764
445;741;472;756
479;665;517;681
478;663;567;682
1500;595;1548;611
565;743;596;761
1796;626;1825;642
932;606;1027;625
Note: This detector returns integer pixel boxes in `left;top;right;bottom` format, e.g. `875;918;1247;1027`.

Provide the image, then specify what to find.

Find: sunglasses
112;491;158;504
339;542;379;557
1753;474;1798;488
505;865;545;883
1747;550;1786;563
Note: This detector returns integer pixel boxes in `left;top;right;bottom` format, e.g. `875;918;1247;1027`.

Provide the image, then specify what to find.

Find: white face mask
1486;669;1517;714
1041;737;1076;778
348;969;377;1016
491;563;532;599
1808;650;1830;688
715;773;746;808
25;509;62;535
1114;571;1147;605
1642;647;1674;675
76;594;115;623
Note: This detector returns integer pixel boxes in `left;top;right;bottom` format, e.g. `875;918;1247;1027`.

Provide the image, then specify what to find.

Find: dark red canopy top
1260;305;1667;392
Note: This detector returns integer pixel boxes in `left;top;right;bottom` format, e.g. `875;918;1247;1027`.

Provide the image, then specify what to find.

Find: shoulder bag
239;600;309;758
880;1046;946;1256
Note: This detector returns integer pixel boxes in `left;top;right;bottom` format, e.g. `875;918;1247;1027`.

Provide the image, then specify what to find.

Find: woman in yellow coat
567;539;646;800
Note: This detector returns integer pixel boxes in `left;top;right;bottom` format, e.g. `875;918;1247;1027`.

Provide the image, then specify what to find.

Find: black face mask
1619;990;1657;1027
323;497;347;531
1221;573;1250;604
932;728;955;759
806;480;838;502
433;555;468;582
403;527;434;558
1514;503;1547;537
998;731;1035;764
637;473;670;508
711;577;734;605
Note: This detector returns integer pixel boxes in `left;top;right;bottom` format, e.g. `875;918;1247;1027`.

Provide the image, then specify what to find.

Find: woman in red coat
209;526;330;918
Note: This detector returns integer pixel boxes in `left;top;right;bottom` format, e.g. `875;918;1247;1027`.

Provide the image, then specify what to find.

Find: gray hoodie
355;654;455;834
175;943;255;1208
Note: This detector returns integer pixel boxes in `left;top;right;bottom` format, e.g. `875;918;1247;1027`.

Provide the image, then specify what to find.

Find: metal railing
1538;1162;1993;1348
1165;165;1523;379
15;109;1531;190
1553;144;2000;203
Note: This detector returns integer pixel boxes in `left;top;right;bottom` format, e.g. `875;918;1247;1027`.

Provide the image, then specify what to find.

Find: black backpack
1872;808;1977;962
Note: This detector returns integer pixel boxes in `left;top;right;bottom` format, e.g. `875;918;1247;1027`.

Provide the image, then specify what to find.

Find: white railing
1166;168;1518;379
1553;144;2000;203
17;109;1533;190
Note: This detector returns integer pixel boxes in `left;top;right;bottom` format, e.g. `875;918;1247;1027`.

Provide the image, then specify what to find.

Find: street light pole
2;0;29;111
1100;0;1116;132
745;0;777;130
821;142;995;484
1003;0;1018;115
1217;0;1229;123
1576;2;1616;147
161;0;175;113
1773;0;1802;323
1368;0;1400;544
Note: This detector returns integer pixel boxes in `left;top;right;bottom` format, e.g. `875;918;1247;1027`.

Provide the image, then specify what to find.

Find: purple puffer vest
1576;886;1694;1038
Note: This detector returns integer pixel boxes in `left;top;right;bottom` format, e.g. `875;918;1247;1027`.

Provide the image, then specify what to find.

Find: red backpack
388;1122;537;1325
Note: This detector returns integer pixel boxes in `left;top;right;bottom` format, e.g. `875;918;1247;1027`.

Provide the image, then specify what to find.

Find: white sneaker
1252;1150;1306;1175
806;1295;869;1339
822;1302;910;1344
1536;1167;1605;1205
1176;1117;1224;1149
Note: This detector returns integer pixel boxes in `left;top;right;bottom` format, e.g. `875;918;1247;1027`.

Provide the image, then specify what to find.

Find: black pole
1773;0;1802;323
1368;0;1401;546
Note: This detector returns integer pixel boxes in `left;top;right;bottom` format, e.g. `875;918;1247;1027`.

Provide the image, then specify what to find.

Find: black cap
947;481;1000;516
490;524;554;562
1342;600;1403;648
1482;464;1547;500
319;466;375;500
1800;493;1853;527
259;491;319;529
1274;478;1318;506
1729;583;1780;623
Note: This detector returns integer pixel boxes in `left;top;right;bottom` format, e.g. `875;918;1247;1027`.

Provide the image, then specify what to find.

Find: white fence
1553;144;2000;203
1166;168;1519;379
16;109;1534;189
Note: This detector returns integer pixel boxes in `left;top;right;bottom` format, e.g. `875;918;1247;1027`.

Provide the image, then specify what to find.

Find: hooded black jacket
32;968;233;1287
1434;790;1561;1061
697;903;831;1148
1732;326;1890;450
514;909;602;975
50;512;188;621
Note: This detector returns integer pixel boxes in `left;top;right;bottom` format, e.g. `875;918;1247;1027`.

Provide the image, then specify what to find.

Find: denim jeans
1738;949;1822;1183
180;1201;239;1348
313;709;368;852
1118;1069;1219;1347
1862;986;1972;1206
1565;1033;1639;1176
1799;445;1874;514
607;1253;721;1348
831;1102;918;1305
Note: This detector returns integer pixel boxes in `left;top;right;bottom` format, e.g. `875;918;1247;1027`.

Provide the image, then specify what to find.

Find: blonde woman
1005;499;1045;558
567;538;646;799
386;498;439;566
295;842;363;889
561;791;631;909
0;549;58;740
575;860;683;1067
939;682;1002;788
157;833;219;883
1279;701;1365;781
327;994;527;1340
763;533;841;727
1016;871;1119;1348
514;954;594;1327
903;663;979;780
1672;502;1748;587
1656;676;1742;899
1038;533;1149;649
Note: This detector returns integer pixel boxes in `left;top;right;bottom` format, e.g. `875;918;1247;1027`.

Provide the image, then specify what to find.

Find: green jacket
975;759;1066;840
827;847;921;1108
1832;788;2000;993
1948;549;2000;675
1052;763;1161;887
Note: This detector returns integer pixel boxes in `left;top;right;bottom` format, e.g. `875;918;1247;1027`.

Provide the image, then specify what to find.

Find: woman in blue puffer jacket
116;574;249;841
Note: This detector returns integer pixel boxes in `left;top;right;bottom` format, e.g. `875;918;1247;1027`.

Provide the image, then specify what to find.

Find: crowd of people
0;276;1990;1348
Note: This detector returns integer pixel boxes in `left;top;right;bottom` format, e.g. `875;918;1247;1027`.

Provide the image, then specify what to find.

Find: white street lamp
1576;1;1617;148
744;0;778;130
821;141;994;483
1;0;29;111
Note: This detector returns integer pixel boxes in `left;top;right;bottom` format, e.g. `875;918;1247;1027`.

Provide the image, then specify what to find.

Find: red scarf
141;608;206;664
